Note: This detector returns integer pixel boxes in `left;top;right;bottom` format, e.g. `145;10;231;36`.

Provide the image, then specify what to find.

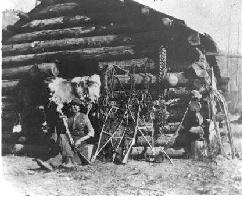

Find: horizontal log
163;123;180;133
114;73;157;85
2;116;16;133
99;58;156;72
29;1;127;20
5;22;163;44
2;63;58;79
111;72;189;90
1;111;17;121
109;89;189;101
2;134;21;144
1;72;189;95
32;0;179;21
3;31;165;56
1;121;15;133
1;79;52;96
136;122;180;133
28;0;183;34
22;5;170;32
3;74;226;99
0;78;155;96
6;27;96;44
2;45;157;67
166;87;191;99
1;102;17;112
2;95;16;103
2;80;19;94
22;11;131;32
30;2;79;19
136;135;175;147
29;0;178;23
136;126;204;148
131;146;186;158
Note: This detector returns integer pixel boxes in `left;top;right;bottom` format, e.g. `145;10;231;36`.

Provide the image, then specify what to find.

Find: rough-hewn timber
99;58;156;71
3;31;166;56
2;63;57;79
2;45;159;67
6;23;165;44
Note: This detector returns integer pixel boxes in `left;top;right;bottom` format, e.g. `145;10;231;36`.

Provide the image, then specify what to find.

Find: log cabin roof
2;0;218;70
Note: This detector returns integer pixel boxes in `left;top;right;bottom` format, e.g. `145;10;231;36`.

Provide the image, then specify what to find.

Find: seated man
35;103;94;171
35;74;100;170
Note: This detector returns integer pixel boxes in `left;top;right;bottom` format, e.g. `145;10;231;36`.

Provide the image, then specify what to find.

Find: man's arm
75;115;94;146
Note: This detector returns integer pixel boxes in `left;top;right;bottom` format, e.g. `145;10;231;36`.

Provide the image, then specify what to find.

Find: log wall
2;0;226;153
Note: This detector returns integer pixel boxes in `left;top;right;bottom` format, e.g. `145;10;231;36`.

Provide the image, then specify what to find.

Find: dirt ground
1;153;241;195
1;121;242;195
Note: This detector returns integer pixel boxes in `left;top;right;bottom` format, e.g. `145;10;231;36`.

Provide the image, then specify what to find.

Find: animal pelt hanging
48;74;101;106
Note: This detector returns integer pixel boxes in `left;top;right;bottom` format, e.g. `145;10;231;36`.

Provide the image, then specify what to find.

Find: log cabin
2;0;229;159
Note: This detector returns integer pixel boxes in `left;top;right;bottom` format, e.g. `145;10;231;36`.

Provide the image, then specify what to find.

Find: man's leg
57;134;75;168
35;134;75;170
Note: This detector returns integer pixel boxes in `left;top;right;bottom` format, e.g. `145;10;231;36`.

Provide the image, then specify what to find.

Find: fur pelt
48;75;101;105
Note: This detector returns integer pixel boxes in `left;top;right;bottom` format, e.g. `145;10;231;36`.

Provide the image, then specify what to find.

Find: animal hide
48;74;101;106
87;74;101;102
49;77;75;104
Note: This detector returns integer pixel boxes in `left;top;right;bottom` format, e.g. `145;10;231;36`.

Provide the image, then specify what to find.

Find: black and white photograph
0;0;242;196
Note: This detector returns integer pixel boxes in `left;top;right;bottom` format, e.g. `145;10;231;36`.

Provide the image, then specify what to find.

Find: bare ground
1;121;242;195
1;154;242;195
